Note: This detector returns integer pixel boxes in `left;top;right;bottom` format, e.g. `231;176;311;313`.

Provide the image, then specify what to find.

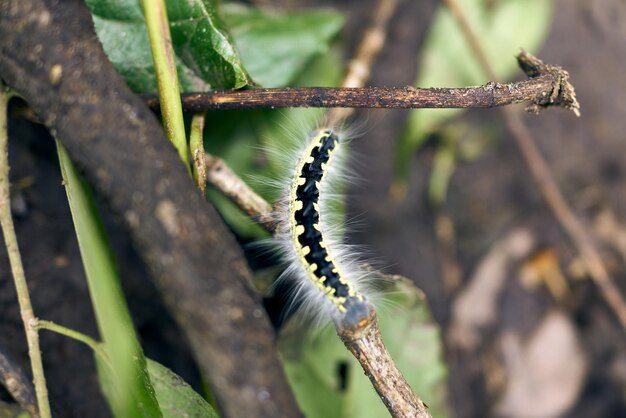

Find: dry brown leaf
448;229;535;350
495;310;587;418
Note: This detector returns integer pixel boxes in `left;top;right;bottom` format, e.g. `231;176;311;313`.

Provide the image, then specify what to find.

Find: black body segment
293;132;353;299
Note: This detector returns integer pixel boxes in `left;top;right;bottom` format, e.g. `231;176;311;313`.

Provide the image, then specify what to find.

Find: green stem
36;320;108;361
141;0;189;169
0;88;52;418
190;113;206;193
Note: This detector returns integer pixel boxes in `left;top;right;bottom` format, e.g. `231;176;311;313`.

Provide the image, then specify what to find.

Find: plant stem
0;88;51;418
141;0;189;169
36;320;107;361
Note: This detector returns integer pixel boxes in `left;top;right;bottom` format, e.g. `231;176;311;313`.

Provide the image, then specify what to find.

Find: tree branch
145;61;578;113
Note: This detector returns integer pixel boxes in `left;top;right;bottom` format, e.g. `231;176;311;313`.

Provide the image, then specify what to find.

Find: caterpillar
272;126;375;329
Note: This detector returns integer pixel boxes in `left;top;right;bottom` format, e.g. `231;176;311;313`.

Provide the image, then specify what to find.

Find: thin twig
36;320;107;362
145;73;576;113
204;154;275;231
0;345;39;418
442;0;626;329
36;320;116;375
0;88;52;418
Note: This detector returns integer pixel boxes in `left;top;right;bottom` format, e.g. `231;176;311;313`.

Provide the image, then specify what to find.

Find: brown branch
442;0;626;329
0;346;39;418
339;313;431;418
145;67;578;113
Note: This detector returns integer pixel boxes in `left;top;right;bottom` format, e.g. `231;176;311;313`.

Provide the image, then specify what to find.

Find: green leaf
147;359;219;418
221;4;345;87
396;0;554;178
86;0;249;92
167;0;249;89
279;279;448;418
56;143;162;418
96;355;218;418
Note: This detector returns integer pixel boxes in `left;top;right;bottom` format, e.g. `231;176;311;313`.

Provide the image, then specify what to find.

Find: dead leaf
495;310;586;418
448;229;535;350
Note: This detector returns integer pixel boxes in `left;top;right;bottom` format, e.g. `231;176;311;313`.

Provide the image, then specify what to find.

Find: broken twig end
517;49;581;117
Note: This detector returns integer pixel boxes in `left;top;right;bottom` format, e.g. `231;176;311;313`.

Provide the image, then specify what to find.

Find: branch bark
145;72;578;112
339;314;431;418
0;1;301;417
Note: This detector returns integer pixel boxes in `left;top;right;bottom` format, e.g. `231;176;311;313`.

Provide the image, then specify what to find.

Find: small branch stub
516;49;580;117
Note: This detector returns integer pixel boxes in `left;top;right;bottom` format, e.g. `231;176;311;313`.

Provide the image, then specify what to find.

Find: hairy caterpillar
271;126;375;328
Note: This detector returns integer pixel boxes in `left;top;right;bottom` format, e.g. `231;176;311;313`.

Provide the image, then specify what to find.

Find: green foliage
96;356;219;418
221;4;344;87
396;0;554;181
86;0;249;92
86;1;344;92
147;359;219;418
280;279;448;418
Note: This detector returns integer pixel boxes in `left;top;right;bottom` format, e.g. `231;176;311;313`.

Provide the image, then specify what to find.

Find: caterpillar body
273;127;374;328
